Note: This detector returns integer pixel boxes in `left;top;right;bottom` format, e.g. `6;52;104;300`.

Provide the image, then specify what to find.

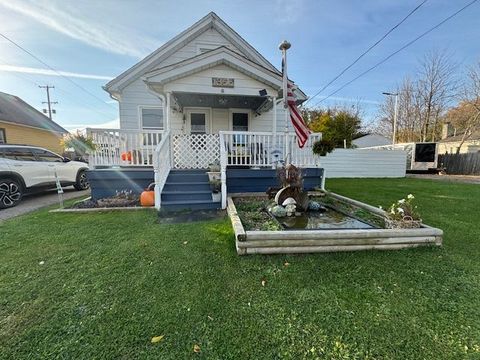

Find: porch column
272;96;277;137
165;92;171;131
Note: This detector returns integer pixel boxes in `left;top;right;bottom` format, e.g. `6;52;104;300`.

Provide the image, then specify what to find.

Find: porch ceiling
172;92;268;110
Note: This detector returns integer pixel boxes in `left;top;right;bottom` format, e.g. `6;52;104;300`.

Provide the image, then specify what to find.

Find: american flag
282;57;310;148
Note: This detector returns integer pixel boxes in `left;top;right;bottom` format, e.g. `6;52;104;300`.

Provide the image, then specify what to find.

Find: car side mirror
63;157;71;163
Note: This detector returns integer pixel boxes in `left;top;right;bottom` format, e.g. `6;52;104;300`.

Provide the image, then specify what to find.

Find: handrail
153;129;171;209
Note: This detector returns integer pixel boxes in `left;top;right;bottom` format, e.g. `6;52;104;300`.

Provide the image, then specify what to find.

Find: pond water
274;207;374;230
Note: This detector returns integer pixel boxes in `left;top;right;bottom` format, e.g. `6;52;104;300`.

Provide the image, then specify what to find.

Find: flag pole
279;40;291;164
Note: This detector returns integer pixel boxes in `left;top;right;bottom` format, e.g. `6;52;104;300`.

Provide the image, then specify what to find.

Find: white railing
87;128;164;167
153;130;171;210
219;131;322;168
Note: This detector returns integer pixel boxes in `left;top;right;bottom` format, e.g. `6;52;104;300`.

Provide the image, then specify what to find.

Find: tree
305;106;362;148
375;50;457;142
445;60;480;153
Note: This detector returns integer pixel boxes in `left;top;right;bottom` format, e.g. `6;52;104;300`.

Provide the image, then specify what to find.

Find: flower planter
207;171;221;182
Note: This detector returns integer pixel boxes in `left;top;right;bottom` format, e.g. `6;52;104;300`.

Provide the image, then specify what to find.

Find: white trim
104;12;280;93
143;48;283;91
138;105;165;130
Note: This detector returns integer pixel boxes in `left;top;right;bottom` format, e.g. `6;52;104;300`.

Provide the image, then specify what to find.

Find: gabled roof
439;130;480;142
143;46;283;90
0;91;67;134
105;12;280;93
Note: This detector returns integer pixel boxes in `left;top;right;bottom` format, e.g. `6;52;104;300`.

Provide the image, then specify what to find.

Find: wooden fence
438;153;480;175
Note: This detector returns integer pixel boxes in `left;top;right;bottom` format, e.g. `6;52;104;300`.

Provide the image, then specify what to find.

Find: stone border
227;191;443;255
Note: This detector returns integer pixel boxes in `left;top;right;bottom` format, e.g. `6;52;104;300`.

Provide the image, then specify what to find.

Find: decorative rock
285;203;296;216
270;205;287;217
282;197;297;206
275;186;298;206
308;200;324;211
296;191;310;211
295;212;302;217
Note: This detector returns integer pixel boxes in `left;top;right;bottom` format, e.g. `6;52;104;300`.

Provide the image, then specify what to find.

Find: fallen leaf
284;262;290;267
183;241;188;245
193;344;201;353
151;335;164;344
39;261;45;265
261;280;266;287
207;315;214;321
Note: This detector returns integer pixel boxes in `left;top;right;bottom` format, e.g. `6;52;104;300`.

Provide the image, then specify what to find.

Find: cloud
274;0;305;24
0;0;159;58
0;64;112;80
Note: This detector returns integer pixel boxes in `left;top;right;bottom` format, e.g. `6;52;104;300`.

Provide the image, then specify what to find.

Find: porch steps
160;169;220;212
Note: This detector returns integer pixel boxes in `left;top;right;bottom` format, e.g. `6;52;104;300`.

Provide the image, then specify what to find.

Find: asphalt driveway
0;187;90;221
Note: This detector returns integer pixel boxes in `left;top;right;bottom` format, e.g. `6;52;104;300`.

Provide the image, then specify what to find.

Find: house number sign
212;77;234;88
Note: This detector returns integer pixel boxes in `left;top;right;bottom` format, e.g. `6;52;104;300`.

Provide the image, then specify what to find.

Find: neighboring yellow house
0;91;67;154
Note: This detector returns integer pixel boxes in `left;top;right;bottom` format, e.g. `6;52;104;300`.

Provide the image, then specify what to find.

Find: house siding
117;26;279;131
0;120;64;153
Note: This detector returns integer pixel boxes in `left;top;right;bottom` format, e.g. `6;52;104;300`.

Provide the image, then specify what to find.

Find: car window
1;147;37;161
32;148;63;162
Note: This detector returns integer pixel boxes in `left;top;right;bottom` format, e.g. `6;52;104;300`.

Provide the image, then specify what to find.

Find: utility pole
39;85;58;119
382;92;399;145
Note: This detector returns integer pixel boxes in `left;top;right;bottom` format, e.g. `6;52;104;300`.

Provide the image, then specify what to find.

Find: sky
0;0;479;132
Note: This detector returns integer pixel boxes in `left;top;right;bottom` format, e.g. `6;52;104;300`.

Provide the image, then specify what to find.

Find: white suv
0;145;89;209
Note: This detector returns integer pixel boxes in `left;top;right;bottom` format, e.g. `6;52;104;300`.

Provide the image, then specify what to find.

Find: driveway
0;187;90;221
407;174;480;184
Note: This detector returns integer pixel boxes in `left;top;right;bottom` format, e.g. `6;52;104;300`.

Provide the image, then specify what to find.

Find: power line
0;32;115;110
304;0;428;106
312;0;479;108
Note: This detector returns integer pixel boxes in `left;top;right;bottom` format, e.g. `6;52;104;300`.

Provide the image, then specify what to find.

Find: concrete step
161;190;212;202
161;199;221;211
163;182;211;192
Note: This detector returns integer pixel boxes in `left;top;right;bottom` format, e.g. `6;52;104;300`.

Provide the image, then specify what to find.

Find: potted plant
207;161;221;182
210;178;221;202
312;138;335;156
385;194;422;229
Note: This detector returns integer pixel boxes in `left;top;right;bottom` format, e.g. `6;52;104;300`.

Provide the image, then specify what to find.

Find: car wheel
0;178;23;209
74;170;90;190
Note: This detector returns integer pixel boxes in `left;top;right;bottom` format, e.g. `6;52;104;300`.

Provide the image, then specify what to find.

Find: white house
352;134;391;148
87;12;321;210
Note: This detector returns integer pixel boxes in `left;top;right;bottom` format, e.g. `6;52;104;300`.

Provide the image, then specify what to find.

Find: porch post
165;92;171;131
272;96;277;137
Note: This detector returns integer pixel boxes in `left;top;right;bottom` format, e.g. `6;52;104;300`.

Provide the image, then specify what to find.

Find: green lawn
1;178;479;359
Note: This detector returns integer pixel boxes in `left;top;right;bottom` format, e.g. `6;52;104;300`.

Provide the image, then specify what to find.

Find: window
141;107;164;129
32;148;63;162
191;113;206;134
232;113;248;131
232;112;249;145
2;147;36;161
0;128;5;144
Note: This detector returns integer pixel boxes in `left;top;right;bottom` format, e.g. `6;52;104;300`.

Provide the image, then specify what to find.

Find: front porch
86;129;322;210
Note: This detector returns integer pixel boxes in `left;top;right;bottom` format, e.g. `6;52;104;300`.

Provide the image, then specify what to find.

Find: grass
1;178;480;359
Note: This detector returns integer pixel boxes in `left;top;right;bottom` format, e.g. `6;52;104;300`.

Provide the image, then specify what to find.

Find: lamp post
382;92;399;145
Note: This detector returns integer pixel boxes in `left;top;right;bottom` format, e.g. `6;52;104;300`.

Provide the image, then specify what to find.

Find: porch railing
153;130;171;209
87;128;164;167
219;131;322;168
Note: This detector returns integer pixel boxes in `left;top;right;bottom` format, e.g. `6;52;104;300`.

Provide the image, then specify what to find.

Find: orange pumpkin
121;151;132;162
140;183;155;207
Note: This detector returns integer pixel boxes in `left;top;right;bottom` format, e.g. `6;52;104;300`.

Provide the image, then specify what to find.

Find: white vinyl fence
319;149;407;178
